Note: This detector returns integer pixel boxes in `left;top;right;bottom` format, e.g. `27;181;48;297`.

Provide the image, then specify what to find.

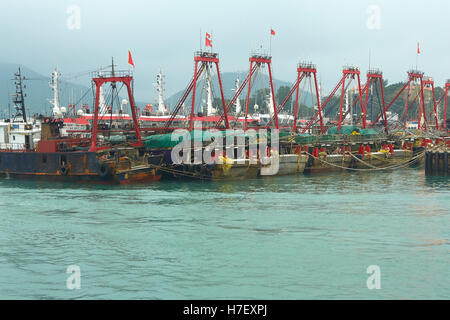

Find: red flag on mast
270;28;275;36
128;50;135;67
205;32;212;47
417;42;420;55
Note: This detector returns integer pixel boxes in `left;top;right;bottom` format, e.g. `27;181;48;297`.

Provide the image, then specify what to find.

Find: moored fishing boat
0;67;161;184
304;151;353;174
211;157;260;180
260;151;308;176
142;130;261;180
351;145;415;170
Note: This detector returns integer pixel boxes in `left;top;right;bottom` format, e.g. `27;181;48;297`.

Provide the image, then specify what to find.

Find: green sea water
0;168;448;299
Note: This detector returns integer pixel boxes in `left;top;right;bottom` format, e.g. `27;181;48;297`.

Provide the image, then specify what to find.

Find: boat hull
354;150;415;169
211;159;260;180
0;151;101;176
158;159;259;181
0;150;161;184
305;154;352;174
260;154;307;176
115;166;162;184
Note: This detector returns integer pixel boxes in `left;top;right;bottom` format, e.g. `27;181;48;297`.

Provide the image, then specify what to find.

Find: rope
149;163;210;180
148;163;233;181
304;150;424;172
147;145;426;180
367;152;395;163
348;152;378;169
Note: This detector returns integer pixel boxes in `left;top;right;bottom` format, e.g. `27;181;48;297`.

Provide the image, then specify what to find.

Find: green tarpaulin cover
327;126;360;135
143;130;231;149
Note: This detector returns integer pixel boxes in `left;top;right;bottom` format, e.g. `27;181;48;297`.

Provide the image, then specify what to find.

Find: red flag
270;28;275;36
128;50;135;67
205;32;212;47
417;42;420;55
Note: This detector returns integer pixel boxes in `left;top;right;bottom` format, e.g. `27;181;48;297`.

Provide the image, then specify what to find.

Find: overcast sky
0;0;449;102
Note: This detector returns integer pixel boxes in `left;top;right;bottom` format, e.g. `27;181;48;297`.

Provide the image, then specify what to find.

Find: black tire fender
99;162;111;178
60;163;69;176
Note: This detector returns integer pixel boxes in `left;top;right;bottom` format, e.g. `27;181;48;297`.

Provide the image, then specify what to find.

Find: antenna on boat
234;77;241;114
49;68;62;118
108;56;117;139
154;69;167;114
12;67;27;123
199;28;202;53
7;88;11;120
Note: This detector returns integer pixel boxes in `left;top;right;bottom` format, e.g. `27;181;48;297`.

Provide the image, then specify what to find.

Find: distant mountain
0;65;316;119
0;63;93;118
164;71;314;112
2;63;447;122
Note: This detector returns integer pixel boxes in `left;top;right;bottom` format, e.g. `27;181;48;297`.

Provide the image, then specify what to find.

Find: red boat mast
89;69;142;151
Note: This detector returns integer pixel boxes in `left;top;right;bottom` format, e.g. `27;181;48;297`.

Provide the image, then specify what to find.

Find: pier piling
425;149;449;176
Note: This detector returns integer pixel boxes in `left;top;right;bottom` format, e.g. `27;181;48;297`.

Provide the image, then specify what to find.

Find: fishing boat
0;67;161;184
142;130;261;180
351;143;415;170
304;150;353;174
210;157;260;180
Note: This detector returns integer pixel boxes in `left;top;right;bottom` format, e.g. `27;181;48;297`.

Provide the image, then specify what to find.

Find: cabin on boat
0;120;41;151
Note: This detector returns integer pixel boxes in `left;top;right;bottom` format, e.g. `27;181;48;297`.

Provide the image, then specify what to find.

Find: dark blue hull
0;151;105;181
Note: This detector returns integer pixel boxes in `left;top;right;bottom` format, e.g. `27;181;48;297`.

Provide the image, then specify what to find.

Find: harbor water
0;168;448;299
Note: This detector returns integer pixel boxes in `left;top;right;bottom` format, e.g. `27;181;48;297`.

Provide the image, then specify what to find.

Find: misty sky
0;0;449;103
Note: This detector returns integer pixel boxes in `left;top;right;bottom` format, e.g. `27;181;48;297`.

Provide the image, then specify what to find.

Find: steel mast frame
243;54;279;131
402;70;426;131
264;62;323;133
90;71;141;151
364;70;388;133
438;80;450;129
422;77;440;130
301;66;365;134
369;70;425;130
164;51;230;132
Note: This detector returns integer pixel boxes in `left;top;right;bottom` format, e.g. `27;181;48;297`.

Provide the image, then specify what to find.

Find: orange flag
417;42;420;55
128;50;135;67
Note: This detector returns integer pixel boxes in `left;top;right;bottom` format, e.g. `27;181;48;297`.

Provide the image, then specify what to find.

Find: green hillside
315;80;448;123
164;71;314;114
